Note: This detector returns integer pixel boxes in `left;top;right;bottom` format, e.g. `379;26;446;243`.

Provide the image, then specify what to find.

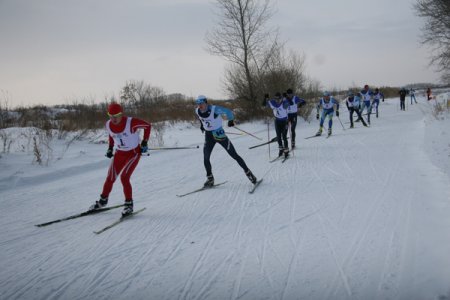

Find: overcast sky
0;0;438;107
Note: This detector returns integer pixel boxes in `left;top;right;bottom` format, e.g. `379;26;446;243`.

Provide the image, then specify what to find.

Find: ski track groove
331;137;365;226
101;199;189;290
195;249;237;300
317;209;353;297
177;212;234;300
306;170;353;297
162;194;223;264
304;114;406;298
229;242;251;300
378;194;412;298
174;176;249;299
280;231;303;300
326;132;406;298
256;207;276;292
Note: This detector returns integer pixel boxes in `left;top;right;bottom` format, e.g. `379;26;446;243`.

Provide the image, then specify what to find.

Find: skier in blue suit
195;95;257;187
359;84;373;124
372;88;384;118
315;91;340;136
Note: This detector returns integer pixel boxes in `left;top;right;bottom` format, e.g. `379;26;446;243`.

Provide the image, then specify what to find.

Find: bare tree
0;90;12;129
414;0;450;82
205;0;279;104
120;80;166;111
258;48;307;95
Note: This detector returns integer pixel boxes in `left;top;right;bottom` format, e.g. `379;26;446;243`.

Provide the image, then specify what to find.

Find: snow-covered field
0;93;449;300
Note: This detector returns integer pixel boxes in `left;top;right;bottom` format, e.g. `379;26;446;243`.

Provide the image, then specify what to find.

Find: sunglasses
107;112;123;118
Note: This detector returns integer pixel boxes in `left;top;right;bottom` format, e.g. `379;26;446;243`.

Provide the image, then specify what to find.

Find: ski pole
287;120;294;156
233;126;262;140
336;116;346;131
225;131;245;135
140;146;200;156
248;137;277;149
150;146;200;150
267;118;271;159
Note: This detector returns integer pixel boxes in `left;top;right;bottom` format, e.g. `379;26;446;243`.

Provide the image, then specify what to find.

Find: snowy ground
0;93;449;300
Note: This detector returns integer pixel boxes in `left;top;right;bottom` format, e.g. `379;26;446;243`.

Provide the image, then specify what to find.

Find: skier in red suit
89;103;151;216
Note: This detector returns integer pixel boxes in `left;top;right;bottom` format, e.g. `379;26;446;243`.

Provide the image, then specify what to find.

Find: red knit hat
107;103;123;116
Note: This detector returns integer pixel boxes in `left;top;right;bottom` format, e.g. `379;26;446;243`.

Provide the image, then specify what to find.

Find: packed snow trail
0;95;450;299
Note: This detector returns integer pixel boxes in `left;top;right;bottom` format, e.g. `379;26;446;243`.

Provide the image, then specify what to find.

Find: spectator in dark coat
399;88;407;111
426;87;432;100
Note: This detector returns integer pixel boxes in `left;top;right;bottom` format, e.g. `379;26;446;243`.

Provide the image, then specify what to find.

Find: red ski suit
101;116;151;200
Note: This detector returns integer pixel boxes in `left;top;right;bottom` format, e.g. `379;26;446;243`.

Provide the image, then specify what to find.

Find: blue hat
323;91;330;97
195;95;207;104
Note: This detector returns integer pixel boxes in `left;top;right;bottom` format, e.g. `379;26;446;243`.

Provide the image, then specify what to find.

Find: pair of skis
176;181;228;197
176;178;263;197
36;179;264;232
270;154;290;163
35;204;146;234
304;133;332;139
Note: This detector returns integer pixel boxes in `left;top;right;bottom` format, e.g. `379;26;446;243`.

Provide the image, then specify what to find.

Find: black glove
228;120;235;127
316;113;319;120
140;140;148;153
288;99;294;105
336;110;340;117
200;123;205;133
106;146;114;158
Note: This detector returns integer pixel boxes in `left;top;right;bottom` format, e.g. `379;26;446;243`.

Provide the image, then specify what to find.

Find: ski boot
291;140;295;149
278;147;284;157
245;170;257;184
315;127;323;136
89;195;108;211
350;124;354;129
203;174;214;187
122;200;133;217
327;128;332;136
283;148;290;158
